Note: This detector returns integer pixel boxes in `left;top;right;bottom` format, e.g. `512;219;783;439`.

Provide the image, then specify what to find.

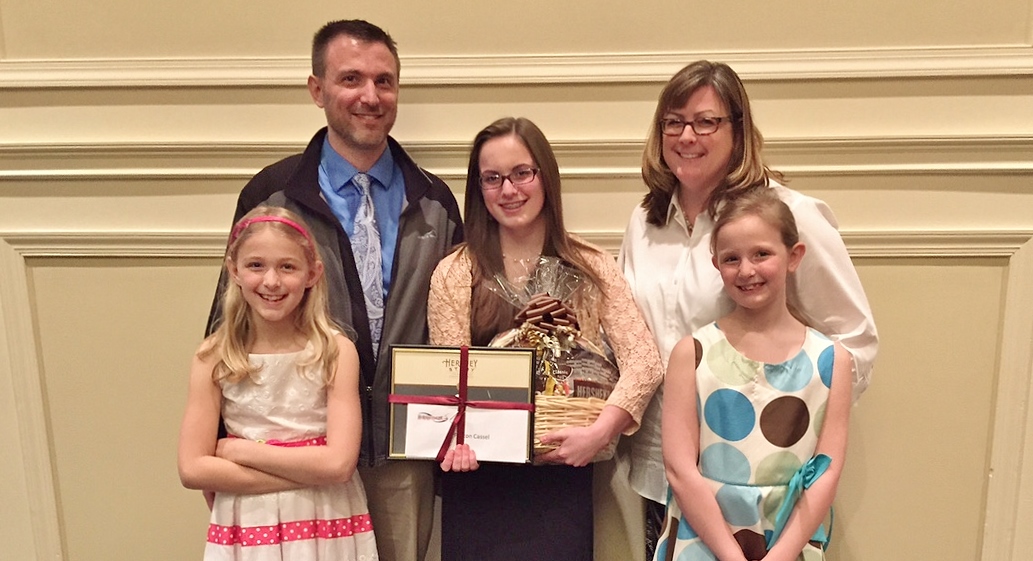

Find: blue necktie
350;172;384;354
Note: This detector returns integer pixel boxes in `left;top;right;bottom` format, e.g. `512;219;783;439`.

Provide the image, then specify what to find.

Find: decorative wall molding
981;241;1033;560
0;240;64;560
2;136;1032;181
1;45;1032;88
585;230;1033;257
2;229;1030;259
6;163;1033;181
4;233;230;258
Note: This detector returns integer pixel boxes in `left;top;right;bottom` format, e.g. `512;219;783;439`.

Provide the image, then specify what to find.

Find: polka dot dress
654;323;834;561
205;348;378;561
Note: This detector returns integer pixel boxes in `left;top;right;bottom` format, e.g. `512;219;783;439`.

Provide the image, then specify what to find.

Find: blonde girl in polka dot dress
655;189;853;561
178;206;378;561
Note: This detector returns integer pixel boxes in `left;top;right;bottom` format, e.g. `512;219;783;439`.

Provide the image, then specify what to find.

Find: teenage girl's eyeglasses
659;116;736;136
479;166;539;190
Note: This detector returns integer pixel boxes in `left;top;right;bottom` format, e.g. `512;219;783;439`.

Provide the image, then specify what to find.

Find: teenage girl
656;188;853;561
178;206;378;561
428;117;663;561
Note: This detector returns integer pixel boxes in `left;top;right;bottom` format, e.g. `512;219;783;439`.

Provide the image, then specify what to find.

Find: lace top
428;237;663;433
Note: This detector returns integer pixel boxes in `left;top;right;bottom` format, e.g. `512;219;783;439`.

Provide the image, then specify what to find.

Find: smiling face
712;213;804;313
308;35;399;167
228;228;323;328
662;85;736;198
478;134;547;240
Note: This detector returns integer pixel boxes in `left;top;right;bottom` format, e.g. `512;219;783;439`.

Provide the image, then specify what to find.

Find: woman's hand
536;405;630;467
536;425;610;467
440;444;480;472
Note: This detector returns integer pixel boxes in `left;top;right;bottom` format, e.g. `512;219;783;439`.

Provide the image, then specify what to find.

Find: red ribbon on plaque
388;345;535;463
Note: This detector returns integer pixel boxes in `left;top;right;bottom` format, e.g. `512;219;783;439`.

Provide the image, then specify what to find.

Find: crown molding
776;162;1033;177
584;230;1033;258
5;232;229;258
1;135;1031;181
3;229;1029;259
5;163;1031;181
6;135;1030;153
841;230;1033;257
1;45;1032;88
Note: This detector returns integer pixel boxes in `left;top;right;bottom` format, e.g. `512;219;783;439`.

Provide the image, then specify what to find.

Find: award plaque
388;345;535;464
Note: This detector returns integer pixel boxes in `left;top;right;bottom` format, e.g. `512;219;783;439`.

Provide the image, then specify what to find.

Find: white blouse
618;182;878;504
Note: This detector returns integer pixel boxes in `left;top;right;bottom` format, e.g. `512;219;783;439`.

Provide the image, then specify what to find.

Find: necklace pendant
682;214;694;235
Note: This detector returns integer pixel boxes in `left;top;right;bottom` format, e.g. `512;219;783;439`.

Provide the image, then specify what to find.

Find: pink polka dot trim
226;435;327;447
267;436;326;448
207;514;373;546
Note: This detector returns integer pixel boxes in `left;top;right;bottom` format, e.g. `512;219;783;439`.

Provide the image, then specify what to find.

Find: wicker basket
533;394;618;462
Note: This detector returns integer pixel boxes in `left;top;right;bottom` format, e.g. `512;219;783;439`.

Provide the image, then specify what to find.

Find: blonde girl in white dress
178;206;378;561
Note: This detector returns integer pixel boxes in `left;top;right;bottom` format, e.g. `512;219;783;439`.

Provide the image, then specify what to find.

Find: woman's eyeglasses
659;116;735;136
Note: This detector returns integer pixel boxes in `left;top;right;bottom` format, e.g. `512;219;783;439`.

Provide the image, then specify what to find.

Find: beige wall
2;1;1033;560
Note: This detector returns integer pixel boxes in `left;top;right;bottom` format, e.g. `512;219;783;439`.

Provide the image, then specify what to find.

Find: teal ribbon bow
764;454;832;549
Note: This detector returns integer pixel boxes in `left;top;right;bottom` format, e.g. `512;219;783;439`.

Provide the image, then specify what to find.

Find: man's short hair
311;19;400;77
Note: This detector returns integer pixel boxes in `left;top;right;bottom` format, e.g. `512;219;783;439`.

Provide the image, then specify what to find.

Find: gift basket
487;257;620;462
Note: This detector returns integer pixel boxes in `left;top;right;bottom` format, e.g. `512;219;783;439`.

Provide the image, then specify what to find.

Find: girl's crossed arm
663;336;749;561
212;334;363;486
178;350;304;495
761;343;852;561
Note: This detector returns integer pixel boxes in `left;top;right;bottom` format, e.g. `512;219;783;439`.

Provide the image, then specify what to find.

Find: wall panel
831;259;1005;560
28;258;219;561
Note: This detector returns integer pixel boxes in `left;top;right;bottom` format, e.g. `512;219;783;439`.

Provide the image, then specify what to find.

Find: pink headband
230;215;312;244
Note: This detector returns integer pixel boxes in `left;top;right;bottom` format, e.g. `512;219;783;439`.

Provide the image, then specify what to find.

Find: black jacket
207;128;464;466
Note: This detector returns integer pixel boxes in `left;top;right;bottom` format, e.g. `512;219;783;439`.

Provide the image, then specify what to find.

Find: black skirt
440;462;594;561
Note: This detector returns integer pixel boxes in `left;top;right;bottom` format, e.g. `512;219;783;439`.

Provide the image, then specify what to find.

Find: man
206;19;463;561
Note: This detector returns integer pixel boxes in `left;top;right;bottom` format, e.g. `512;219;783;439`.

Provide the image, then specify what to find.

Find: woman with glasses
617;60;880;559
428;117;662;561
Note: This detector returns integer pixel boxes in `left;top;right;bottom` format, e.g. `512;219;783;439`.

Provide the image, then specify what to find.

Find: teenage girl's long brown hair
462;117;606;345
